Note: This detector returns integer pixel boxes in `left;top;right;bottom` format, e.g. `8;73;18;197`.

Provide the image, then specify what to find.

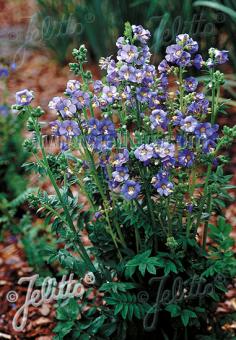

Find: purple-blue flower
194;122;219;139
93;80;103;93
112;166;129;183
15;89;34;106
187;97;209;115
65;80;81;95
99;118;117;138
93;135;114;153
134;144;153;162
121;180;141;200
209;48;228;65
132;25;151;44
118;44;139;63
171;110;183;126
165;44;191;66
178;149;195;167
158;59;170;73
180;116;198;133
59;120;81;138
50;120;63;136
136;87;151;103
102;85;118;104
119;65;137;82
112;149;129;166
60;141;69;152
202;139;216;153
184;77;198;92
48;96;62;110
0;105;9;116
0;65;9;78
87;118;101;136
151;173;174;196
57;98;77;118
72;90;90;110
176;34;198;53
150;109;168;129
193;54;203;70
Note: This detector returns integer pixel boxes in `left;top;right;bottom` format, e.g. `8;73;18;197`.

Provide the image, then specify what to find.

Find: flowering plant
0;61;28;206
16;24;236;339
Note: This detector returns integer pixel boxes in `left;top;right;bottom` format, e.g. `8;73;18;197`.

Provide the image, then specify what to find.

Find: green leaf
53;321;74;337
193;1;236;21
181;309;197;327
89;315;106;335
56;298;80;321
99;282;138;293
165;304;181;317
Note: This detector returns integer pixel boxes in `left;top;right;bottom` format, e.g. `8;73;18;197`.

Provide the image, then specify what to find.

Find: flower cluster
18;25;229;205
17;23;236;340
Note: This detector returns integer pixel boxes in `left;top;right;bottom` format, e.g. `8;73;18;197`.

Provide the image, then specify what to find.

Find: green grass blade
193;1;236;21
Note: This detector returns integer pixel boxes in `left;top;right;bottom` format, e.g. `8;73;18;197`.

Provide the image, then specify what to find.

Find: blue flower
171;110;183;126
60;141;69;152
0;65;9;78
112;149;129;166
154;141;175;159
121;180;141;200
136;87;151;103
72;90;90;110
94;135;114;153
59;120;81;138
118;44;139;63
15;89;34;106
132;25;151;44
193;54;204;70
180;116;198;133
99;118;117;138
187;96;209;115
93;80;103;93
202;139;216;153
176;34;198;53
158;59;170;74
50;120;63;136
112;166;129;183
57;98;77;118
65;80;81;95
178;149;195;167
194;123;219;140
102;85;119;104
184;77;198;92
165;44;191;66
0;105;9;116
208;48;228;65
119;65;137;82
48;96;63;110
150;109;168;129
134;144;153;162
151;172;174;196
87;118;101;136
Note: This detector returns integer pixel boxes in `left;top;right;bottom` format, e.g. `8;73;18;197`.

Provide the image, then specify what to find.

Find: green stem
202;195;212;250
82;139;123;258
34;120;96;272
200;68;221;249
186;167;197;237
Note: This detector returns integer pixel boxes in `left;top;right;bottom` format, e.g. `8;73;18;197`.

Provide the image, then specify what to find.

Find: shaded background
0;0;235;338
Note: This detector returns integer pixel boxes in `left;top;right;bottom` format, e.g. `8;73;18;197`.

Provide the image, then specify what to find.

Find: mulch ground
0;234;55;339
0;0;235;338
